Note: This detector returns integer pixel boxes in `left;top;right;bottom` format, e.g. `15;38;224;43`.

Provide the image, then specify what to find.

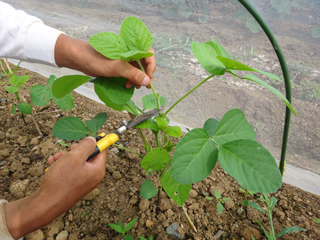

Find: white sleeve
0;1;64;66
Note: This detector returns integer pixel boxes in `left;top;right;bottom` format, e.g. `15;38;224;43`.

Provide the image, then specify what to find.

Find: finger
114;61;151;86
70;143;79;150
145;48;156;82
47;151;67;165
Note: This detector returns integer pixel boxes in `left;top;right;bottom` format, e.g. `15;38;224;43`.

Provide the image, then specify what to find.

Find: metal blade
126;107;165;129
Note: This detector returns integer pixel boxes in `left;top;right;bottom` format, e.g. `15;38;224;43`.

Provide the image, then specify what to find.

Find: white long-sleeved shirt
0;1;63;66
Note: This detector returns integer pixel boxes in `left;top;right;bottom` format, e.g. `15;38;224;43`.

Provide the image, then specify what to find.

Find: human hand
54;34;156;89
5;137;106;239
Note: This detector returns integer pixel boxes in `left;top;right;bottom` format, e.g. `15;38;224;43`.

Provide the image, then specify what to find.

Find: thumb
117;61;151;86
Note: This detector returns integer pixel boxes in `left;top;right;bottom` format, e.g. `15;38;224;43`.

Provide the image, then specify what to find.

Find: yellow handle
96;133;119;152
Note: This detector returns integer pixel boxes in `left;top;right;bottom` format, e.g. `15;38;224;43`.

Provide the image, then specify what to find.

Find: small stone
166;223;184;240
1;167;9;177
224;199;234;210
68;214;74;221
9;179;30;199
0;149;10;161
237;208;244;215
83;188;100;201
21;157;31;164
56;230;68;240
109;147;119;154
30;137;39;145
47;220;64;237
139;199;150;212
68;233;78;240
146;219;154;228
28;166;44;177
189;189;198;198
240;226;260;240
10;160;23;172
17;136;28;146
107;187;116;192
160;199;172;211
25;229;44;240
113;171;122;180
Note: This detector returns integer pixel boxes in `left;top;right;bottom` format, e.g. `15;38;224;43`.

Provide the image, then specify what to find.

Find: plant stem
125;102;139;116
113;143;144;157
154;131;160;148
136;60;161;110
164;74;214;118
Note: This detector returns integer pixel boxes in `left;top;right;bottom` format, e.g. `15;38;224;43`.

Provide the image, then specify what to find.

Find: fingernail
86;136;96;143
141;76;150;86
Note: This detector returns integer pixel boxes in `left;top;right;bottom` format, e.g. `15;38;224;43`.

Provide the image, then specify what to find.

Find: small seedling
109;218;138;240
57;140;69;148
239;188;256;198
313;218;320;223
242;194;306;239
205;190;230;214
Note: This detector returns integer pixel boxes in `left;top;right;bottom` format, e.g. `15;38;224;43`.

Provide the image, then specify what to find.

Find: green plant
239;187;256;198
109;218;138;240
242;194;306;239
57;140;69;148
51;16;296;210
313;218;320;223
0;59;74;135
205;190;230;214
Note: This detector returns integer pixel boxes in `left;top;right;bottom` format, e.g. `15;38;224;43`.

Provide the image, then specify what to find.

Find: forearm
4;190;62;239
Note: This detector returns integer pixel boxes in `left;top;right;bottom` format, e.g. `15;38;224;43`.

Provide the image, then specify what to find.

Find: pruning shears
86;107;164;161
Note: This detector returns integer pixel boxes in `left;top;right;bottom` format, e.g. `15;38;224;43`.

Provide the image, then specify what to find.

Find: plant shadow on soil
0;66;320;239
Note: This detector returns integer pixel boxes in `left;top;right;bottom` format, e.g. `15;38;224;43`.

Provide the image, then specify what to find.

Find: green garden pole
238;0;292;175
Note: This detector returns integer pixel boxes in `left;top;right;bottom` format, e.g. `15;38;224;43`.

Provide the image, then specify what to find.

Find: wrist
4;190;59;239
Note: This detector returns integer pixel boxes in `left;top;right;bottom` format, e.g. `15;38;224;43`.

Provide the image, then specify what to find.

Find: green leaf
142;94;166;110
276;226;306;238
89;32;127;59
222;198;230;202
108;223;124;234
140;180;157;199
11;104;16;115
120;16;153;52
120;50;153;62
172;128;218;184
210;37;231;58
242;74;297;115
124;218;138;233
30;84;52;106
52;117;88;140
311;26;320;38
219;139;282;193
135;119;160;131
47;75;57;86
165;126;181;137
52;75;90;98
254;219;270;239
86;112;108;133
314;218;320;223
162;169;191;206
270;196;277;209
242;200;266;213
10;75;29;86
124;235;134;240
217;202;224;214
92;77;134;105
138;237;148;240
233;8;251;20
141;147;171;171
5;86;18;93
212;109;255;146
203;118;219;137
214;190;221;200
17;102;32;115
155;118;168;131
192;41;226;75
52;93;74;111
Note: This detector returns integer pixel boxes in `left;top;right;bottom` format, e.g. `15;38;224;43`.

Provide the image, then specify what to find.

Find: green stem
238;0;292;176
125;102;139;116
164;74;214;118
154;131;160;148
139;129;148;146
137;60;160;110
113;143;144;157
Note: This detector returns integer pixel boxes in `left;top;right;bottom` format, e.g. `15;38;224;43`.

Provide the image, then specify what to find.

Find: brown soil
1;66;320;240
